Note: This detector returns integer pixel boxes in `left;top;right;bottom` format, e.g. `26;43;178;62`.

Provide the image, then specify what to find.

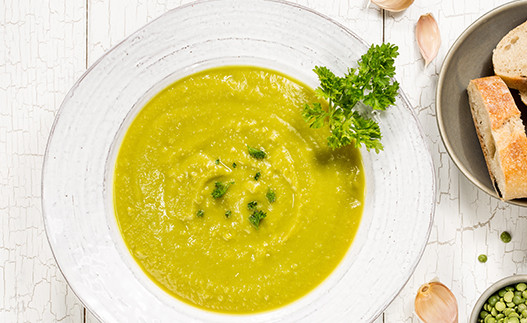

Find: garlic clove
371;0;414;12
416;13;441;67
415;282;458;323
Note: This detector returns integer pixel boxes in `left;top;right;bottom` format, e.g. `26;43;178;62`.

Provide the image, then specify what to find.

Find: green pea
509;317;520;323
519;284;527;292
508;287;516;292
518;304;527;313
517;291;524;297
481;310;490;319
521;318;527;323
487;318;497;323
505;308;514;316
497;302;507;311
523;291;527;299
501;231;512;243
509;302;517;308
490;296;501;306
506;292;515;303
501;290;508;297
510;313;521;318
515;296;524;305
479;254;489;263
523;310;527;317
493;307;499;316
498;313;506;319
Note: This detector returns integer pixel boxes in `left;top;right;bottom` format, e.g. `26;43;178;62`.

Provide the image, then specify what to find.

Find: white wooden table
2;0;527;322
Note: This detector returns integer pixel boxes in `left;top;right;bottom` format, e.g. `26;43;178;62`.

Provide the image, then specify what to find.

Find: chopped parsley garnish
266;188;276;203
247;145;266;159
232;162;237;168
215;159;220;165
302;43;399;152
249;210;267;229
197;209;204;217
247;201;258;211
211;181;234;199
225;210;232;218
254;172;261;181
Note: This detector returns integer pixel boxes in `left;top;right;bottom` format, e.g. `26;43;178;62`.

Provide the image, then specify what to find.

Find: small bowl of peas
470;274;527;323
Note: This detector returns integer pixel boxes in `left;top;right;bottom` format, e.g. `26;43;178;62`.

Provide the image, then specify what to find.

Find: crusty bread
493;20;527;92
467;76;527;200
520;91;527;106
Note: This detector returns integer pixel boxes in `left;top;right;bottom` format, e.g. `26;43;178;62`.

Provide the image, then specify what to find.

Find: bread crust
497;132;527;199
496;74;527;93
493;20;527;92
467;76;527;200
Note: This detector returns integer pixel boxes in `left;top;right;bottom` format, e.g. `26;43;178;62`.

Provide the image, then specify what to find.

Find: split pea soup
113;66;365;313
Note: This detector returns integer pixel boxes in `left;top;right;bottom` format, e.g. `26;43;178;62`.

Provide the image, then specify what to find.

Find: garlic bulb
415;282;458;323
416;13;441;67
370;0;414;12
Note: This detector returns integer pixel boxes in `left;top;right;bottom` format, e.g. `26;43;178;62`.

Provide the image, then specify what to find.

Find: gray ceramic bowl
470;274;527;323
437;1;527;207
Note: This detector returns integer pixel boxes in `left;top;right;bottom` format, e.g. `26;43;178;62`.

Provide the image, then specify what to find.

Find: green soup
113;66;365;313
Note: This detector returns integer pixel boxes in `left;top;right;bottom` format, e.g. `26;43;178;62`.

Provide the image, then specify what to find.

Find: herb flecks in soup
113;66;365;313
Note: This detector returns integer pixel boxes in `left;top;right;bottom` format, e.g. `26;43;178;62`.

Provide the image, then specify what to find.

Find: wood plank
0;0;86;322
382;1;523;321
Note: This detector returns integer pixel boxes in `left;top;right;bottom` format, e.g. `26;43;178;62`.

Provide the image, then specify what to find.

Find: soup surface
113;66;365;313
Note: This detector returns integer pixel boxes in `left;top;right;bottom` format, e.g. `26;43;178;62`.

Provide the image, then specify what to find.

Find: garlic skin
416;13;441;67
370;0;414;12
415;282;458;323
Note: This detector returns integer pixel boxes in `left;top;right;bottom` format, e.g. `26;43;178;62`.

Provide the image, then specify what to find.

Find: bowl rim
435;0;527;207
469;274;527;322
41;0;436;321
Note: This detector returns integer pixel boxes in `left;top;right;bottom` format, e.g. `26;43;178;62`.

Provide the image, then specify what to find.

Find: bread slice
467;76;527;200
521;91;527;106
493;20;527;92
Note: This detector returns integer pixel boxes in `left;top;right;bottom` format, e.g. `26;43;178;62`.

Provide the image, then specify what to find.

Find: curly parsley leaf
266;188;276;203
211;181;234;199
302;43;399;152
249;210;267;229
247;201;258;211
247;145;266;159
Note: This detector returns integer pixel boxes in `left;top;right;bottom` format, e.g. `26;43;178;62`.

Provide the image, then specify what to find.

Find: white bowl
42;0;436;321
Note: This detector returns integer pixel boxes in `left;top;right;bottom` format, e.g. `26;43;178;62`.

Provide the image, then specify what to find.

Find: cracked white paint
384;0;527;322
2;0;525;322
1;0;86;322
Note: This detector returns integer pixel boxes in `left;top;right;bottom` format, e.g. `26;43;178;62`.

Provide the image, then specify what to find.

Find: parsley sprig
247;145;266;159
249;210;267;229
302;43;399;152
211;181;234;199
